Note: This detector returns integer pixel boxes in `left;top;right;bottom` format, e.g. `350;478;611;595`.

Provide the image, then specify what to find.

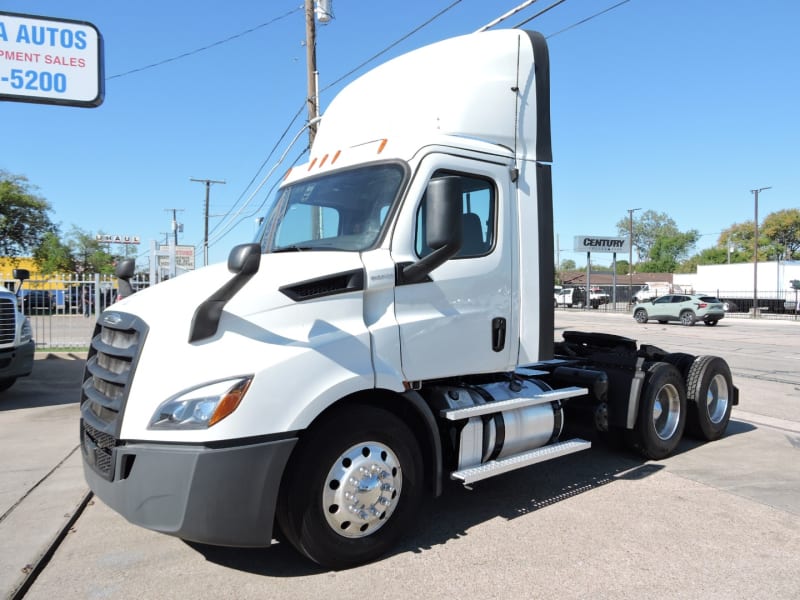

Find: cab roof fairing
306;29;549;168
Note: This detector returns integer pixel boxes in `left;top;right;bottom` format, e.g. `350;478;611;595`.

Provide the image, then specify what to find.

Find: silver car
632;294;726;326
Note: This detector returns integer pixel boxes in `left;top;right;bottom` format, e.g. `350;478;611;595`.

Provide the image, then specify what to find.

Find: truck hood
111;251;365;334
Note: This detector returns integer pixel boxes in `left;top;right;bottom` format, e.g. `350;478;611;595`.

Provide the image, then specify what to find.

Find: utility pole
190;178;226;266
750;186;771;317
305;0;319;147
627;207;641;304
164;208;184;246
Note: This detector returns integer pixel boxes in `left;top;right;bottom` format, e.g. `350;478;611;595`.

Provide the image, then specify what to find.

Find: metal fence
12;278;800;350
557;285;800;320
5;273;149;350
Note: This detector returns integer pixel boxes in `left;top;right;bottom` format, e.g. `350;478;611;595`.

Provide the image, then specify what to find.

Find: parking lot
1;312;799;599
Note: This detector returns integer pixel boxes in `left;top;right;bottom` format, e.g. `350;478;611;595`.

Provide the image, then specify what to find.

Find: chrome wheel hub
706;373;730;424
652;383;681;441
322;441;401;538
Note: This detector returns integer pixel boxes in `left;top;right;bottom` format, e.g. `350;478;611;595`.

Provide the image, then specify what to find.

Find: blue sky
2;0;798;268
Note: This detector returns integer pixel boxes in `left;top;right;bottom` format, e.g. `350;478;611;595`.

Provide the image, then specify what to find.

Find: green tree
0;170;57;257
615;210;687;262
638;230;700;273
559;259;576;271
33;231;75;274
761;208;800;259
68;227;118;275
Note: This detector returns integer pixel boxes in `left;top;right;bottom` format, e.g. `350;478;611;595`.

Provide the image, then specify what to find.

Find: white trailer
81;29;739;568
691;261;800;312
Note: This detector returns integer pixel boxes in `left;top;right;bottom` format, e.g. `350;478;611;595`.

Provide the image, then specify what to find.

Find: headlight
20;318;32;343
149;377;253;430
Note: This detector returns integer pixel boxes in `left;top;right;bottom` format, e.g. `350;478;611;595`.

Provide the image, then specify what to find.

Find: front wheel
685;356;733;441
680;311;696;326
634;309;648;324
0;378;17;392
628;362;687;460
276;404;422;569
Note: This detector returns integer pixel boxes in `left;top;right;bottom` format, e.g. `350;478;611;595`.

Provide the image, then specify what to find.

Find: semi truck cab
80;29;737;569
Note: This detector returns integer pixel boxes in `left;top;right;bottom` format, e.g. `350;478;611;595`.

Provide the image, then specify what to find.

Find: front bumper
0;340;35;380
82;434;297;547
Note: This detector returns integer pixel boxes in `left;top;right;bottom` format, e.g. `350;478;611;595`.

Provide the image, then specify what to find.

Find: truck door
392;157;515;381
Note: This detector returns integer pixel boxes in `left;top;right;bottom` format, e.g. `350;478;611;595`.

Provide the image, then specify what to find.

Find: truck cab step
440;386;587;421
451;438;591;485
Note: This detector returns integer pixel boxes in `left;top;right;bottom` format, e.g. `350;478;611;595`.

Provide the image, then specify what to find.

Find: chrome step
451;438;591;485
440;386;587;421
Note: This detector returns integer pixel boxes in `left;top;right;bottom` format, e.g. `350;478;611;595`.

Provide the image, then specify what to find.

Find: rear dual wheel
629;362;687;460
685;356;733;441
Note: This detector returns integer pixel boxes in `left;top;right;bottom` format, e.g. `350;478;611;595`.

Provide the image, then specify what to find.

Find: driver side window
415;171;495;258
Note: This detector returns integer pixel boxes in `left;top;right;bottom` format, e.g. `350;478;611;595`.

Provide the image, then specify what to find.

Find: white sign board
96;234;141;245
0;11;104;107
574;235;630;254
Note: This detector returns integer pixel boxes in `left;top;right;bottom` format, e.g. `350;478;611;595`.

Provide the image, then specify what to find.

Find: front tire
629;362;687;460
0;378;17;392
634;309;648;324
680;310;696;326
685;356;733;441
276;404;423;569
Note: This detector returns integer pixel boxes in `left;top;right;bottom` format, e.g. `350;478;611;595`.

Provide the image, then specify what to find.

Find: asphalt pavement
1;313;799;599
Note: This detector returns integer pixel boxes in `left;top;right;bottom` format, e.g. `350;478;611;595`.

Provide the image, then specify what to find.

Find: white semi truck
0;269;34;393
80;29;738;569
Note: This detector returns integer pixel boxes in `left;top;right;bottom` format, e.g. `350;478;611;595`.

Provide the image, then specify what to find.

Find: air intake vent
280;269;364;302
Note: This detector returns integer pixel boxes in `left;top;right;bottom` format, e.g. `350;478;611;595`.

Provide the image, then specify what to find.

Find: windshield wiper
272;245;313;253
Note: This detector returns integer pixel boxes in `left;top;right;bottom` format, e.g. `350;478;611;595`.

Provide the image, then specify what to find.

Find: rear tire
628;363;687;460
0;378;17;392
685;356;733;441
276;404;422;569
680;311;696;326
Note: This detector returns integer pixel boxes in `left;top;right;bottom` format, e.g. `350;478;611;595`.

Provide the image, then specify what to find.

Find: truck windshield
257;163;406;253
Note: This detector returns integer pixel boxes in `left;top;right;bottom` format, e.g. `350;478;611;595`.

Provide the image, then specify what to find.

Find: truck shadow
0;354;85;411
186;420;754;576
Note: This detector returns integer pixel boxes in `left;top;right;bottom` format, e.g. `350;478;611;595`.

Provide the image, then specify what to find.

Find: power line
320;0;464;94
106;6;303;80
512;0;569;29
545;0;632;39
202;1;467;254
202;0;631;257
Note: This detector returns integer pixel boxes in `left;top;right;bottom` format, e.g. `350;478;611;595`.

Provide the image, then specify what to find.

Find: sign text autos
0;11;103;107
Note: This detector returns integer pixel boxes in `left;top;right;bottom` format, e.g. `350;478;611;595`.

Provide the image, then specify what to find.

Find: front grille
80;312;148;480
0;297;16;345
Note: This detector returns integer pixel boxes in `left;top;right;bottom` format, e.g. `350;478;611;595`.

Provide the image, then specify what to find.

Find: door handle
491;317;506;352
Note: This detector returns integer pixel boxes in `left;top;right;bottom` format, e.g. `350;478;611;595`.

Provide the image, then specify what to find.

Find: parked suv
632;294;725;326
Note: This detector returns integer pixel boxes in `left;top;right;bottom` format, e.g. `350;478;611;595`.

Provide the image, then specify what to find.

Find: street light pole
627;207;641;304
750;187;771;317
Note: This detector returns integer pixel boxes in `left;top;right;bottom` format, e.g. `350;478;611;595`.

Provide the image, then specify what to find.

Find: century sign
573;235;630;254
0;11;104;107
